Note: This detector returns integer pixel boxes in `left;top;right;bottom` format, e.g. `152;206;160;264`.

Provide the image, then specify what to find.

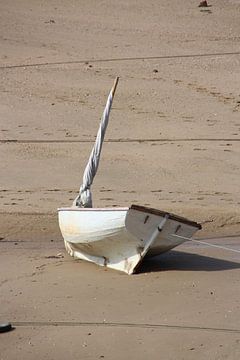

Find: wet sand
0;1;240;359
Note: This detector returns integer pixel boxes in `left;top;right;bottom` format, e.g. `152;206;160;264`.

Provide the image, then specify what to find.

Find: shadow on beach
137;250;240;273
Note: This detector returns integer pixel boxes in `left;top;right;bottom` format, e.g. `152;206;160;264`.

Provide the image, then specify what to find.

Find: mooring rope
172;234;240;254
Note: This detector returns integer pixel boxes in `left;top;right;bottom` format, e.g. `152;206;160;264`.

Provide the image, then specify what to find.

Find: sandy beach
0;1;240;359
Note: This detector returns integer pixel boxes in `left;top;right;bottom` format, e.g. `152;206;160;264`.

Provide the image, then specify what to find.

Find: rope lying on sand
12;321;240;333
1;51;240;70
172;234;240;254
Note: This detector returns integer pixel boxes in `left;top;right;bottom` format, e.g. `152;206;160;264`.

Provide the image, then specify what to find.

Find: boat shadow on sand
136;250;240;273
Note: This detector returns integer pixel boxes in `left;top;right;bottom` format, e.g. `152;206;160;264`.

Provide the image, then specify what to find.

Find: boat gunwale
130;205;202;229
58;204;201;229
58;207;129;212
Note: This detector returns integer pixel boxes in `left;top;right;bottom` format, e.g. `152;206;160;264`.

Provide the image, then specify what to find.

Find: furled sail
73;77;119;208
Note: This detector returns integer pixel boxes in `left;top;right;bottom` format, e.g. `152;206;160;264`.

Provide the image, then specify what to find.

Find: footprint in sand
182;116;194;122
173;79;182;84
157;112;166;118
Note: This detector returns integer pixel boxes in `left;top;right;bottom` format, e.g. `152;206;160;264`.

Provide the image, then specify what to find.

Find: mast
73;77;119;208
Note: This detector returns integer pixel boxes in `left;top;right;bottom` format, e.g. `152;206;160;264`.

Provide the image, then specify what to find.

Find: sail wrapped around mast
73;77;119;208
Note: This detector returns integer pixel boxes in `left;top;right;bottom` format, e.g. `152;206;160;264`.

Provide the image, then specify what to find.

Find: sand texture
0;1;240;359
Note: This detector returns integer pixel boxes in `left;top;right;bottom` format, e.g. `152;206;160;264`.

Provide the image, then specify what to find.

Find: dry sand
0;1;240;359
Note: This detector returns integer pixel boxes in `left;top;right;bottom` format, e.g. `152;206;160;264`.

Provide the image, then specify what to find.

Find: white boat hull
58;205;201;274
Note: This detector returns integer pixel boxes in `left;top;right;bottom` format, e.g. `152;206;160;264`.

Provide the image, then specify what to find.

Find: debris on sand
44;253;64;259
0;323;13;333
198;1;209;7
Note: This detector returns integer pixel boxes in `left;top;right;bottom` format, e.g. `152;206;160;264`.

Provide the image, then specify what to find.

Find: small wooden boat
58;205;201;274
58;78;201;274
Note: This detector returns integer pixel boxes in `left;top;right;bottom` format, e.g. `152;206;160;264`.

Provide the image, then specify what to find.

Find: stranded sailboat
58;78;201;274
